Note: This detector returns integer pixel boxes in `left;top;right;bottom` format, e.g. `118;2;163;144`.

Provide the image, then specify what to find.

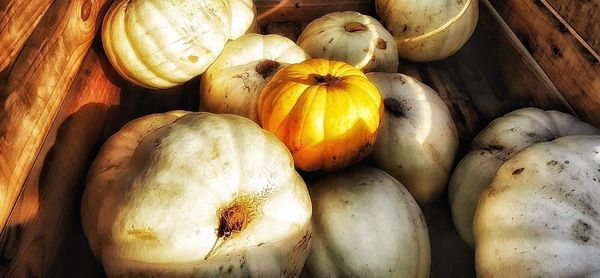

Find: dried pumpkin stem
204;205;249;260
312;74;342;87
344;22;369;32
256;59;281;79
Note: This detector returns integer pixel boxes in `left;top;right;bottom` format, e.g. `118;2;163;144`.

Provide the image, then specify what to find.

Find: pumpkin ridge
130;1;201;80
122;4;178;85
104;2;151;88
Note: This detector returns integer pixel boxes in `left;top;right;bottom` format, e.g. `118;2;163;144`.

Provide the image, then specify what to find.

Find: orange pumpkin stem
313;74;342;87
344;22;369;32
256;59;281;79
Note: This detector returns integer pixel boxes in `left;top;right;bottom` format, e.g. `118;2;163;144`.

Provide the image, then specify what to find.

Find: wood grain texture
488;0;600;127
256;0;373;23
0;42;121;277
545;0;600;55
0;0;112;234
0;0;54;72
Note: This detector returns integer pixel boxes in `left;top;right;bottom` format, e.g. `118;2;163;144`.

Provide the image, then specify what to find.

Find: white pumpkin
474;135;600;276
200;33;308;123
81;112;312;277
367;72;458;203
376;0;479;61
228;0;258;39
102;0;255;90
303;165;430;277
297;11;398;73
449;108;600;246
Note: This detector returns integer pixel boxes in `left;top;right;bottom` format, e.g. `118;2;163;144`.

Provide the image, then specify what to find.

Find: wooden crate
0;0;598;276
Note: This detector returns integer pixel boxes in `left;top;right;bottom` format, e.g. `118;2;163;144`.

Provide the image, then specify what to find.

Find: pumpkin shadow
0;103;116;277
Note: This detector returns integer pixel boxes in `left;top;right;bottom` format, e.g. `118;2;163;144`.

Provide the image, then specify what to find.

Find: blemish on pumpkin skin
487;184;509;198
572;219;592;243
384;98;405;117
512;168;524;175
127;228;158;241
188;55;199;63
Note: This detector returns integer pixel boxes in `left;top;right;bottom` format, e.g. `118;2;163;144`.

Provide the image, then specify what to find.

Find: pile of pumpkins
82;0;600;276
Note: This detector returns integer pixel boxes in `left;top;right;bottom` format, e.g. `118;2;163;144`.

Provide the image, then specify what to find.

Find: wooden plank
0;0;112;233
488;0;600;127
256;0;373;23
0;42;120;277
0;0;54;72
545;0;600;56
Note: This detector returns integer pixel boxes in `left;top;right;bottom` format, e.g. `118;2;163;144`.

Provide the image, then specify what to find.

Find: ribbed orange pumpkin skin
258;59;383;171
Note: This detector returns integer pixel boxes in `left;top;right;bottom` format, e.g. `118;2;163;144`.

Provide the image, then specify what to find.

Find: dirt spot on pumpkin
127;228;158;241
487;184;509;198
572;219;592;243
188;55;199;63
578;195;598;216
512;168;525;175
546;160;565;173
384;98;407;117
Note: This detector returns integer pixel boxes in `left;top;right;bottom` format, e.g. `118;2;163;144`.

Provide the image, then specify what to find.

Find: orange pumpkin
258;59;383;171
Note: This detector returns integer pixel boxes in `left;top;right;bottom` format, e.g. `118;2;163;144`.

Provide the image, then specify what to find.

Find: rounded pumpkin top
448;107;600;246
258;59;383;171
474;135;600;276
376;0;475;39
102;0;232;89
200;33;309;123
297;11;398;73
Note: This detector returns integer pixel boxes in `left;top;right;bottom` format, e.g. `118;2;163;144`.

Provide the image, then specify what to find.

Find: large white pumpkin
474;135;600;276
375;0;479;61
200;33;308;123
102;0;256;90
303;165;430;277
367;72;458;203
449;108;600;246
297;11;398;73
81;112;312;277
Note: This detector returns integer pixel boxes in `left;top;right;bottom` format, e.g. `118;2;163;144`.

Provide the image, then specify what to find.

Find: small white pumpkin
200;33;308;123
367;72;458;203
102;0;256;90
474;135;600;276
376;0;479;61
81;112;312;277
297;11;398;73
304;165;430;277
449;108;600;246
